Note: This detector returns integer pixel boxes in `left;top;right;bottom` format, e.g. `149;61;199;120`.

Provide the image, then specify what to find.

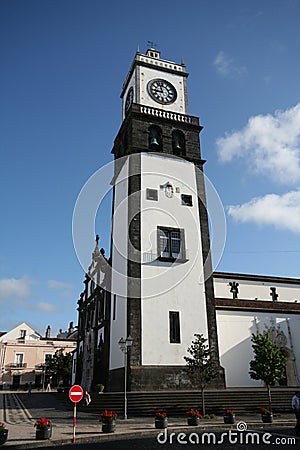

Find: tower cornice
121;51;188;99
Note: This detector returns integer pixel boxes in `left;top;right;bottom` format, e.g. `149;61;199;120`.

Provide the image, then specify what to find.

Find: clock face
125;87;134;113
147;79;177;105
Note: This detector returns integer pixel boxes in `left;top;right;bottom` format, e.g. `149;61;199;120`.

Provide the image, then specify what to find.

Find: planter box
102;422;116;433
187;417;200;426
155;418;168;429
0;430;8;445
36;425;52;440
261;414;273;423
224;414;235;424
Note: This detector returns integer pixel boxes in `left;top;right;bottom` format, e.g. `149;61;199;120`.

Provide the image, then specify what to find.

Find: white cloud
47;279;74;299
213;51;247;78
217;103;300;185
0;277;32;300
35;302;57;312
228;190;300;233
48;280;73;290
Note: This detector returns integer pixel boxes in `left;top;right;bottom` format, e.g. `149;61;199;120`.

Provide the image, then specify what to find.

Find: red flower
186;408;202;418
225;409;234;414
34;417;52;428
100;410;118;423
155;411;167;419
260;407;271;415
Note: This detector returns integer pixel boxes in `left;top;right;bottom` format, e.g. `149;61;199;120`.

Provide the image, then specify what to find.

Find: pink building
0;322;77;389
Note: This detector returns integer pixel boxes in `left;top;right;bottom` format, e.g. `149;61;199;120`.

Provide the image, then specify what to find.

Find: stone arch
280;347;299;386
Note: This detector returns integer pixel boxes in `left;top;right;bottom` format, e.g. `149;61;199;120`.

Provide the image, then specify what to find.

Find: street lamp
118;336;133;420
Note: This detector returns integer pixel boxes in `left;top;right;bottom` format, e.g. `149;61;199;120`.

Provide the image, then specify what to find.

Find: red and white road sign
69;385;83;403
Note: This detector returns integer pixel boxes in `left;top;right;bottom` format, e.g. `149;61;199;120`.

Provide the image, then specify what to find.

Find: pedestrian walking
83;390;91;406
45;376;52;392
292;391;300;434
27;382;32;396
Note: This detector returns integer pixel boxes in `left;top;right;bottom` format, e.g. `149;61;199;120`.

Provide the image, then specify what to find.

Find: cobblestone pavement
3;393;34;425
0;391;299;449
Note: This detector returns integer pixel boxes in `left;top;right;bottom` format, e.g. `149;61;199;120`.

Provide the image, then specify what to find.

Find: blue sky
1;0;300;335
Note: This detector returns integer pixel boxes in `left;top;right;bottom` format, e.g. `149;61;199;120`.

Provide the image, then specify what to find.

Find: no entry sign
69;385;83;443
69;385;83;403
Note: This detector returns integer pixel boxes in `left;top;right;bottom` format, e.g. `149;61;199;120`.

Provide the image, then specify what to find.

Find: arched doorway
281;347;299;386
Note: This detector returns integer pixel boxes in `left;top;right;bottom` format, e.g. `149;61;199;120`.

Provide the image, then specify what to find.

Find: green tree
184;334;219;415
45;349;73;387
249;332;287;412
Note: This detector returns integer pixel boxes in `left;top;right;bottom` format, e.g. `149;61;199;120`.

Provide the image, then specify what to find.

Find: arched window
148;125;162;150
172;130;186;156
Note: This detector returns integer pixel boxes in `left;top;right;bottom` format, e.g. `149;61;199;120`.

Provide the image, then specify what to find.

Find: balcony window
15;353;24;367
157;227;186;262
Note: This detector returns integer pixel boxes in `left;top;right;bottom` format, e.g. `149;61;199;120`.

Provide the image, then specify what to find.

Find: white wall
140;153;208;365
137;65;186;114
214;277;300;303
217;310;300;387
0;322;40;342
110;159;129;370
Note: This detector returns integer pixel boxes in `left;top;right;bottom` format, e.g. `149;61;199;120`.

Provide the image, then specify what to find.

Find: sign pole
69;385;83;444
73;402;77;443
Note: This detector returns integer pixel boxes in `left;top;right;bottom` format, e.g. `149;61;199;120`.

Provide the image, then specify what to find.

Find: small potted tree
186;408;202;426
100;410;118;433
184;334;219;416
34;418;52;440
0;422;8;446
249;332;287;416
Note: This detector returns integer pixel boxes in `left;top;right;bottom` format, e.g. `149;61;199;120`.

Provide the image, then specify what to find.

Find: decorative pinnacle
147;40;157;49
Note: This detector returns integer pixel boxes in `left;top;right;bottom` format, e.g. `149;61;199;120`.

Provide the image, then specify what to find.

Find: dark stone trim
127;154;142;375
214;271;300;285
216;298;300;314
128;365;225;391
195;165;223;378
108;367;124;392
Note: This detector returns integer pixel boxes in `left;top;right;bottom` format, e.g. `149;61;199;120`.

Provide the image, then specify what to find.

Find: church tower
109;48;224;390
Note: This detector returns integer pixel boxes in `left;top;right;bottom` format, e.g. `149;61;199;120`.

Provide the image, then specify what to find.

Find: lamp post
118;336;133;420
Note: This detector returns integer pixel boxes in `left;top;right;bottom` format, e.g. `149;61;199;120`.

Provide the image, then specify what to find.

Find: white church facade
75;48;300;391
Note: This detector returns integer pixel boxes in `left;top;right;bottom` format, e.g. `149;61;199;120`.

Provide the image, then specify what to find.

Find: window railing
142;250;189;264
7;363;27;368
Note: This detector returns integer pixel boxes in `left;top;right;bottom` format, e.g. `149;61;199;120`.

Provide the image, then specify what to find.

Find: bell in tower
149;125;162;150
172;130;186;156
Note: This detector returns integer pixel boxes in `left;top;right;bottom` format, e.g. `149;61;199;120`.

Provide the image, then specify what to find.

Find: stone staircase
57;387;297;417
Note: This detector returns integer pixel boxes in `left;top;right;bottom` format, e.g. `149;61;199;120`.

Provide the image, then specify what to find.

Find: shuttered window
169;311;181;343
157;227;186;261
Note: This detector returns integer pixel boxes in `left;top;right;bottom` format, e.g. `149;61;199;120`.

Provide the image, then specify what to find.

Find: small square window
146;188;158;201
181;194;193;206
